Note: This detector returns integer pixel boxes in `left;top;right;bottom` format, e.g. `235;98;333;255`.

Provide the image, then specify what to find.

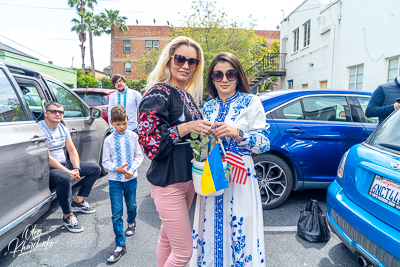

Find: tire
99;143;108;177
253;153;293;210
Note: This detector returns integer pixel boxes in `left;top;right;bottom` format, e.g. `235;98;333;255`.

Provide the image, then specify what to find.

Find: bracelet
74;167;81;171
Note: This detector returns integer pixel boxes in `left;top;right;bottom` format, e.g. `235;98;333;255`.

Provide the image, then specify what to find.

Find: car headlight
337;150;349;179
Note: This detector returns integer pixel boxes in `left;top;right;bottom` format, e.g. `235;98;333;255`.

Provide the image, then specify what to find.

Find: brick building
112;26;279;79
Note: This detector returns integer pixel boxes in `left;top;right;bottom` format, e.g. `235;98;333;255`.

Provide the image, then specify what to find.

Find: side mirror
88;107;102;125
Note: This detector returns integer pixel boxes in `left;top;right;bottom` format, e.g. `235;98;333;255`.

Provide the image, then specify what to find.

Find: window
387;57;399;82
349;65;363;90
293;28;299;52
303;96;350;122
145;40;159;50
302;84;308;88
0;70;27;122
124;40;131;53
76;92;108;106
355;96;378;124
303;20;311;47
20;83;43;119
46;80;86;118
320;81;327;88
125;62;131;75
288;80;293;89
274;100;303;120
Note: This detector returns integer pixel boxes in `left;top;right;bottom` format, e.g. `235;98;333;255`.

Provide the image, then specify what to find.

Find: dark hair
110;105;128;122
206;52;251;98
45;101;63;110
112;74;126;85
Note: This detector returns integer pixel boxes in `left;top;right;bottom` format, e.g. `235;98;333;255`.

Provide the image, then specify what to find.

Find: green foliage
97;9;128;34
76;69;98;88
98;76;146;91
187;131;209;162
133;48;162;76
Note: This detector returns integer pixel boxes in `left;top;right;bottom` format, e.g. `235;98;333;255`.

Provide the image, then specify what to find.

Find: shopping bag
297;199;330;242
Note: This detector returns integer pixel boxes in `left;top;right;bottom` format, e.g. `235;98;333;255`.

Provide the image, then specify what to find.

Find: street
0;157;359;267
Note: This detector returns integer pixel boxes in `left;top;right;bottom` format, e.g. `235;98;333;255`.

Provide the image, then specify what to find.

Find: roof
259;89;372;101
0;42;39;60
72;88;117;94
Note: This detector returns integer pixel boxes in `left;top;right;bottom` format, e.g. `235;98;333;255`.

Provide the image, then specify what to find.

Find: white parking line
264;226;297;232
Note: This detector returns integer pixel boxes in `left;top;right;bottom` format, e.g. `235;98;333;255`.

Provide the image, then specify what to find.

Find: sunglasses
211;69;238;82
46;109;64;115
171;54;200;69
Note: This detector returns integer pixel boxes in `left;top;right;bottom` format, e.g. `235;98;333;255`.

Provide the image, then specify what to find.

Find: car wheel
254;153;293;210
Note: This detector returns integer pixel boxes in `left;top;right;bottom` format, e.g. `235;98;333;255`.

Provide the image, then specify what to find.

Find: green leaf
191;133;198;139
190;143;196;148
193;150;200;155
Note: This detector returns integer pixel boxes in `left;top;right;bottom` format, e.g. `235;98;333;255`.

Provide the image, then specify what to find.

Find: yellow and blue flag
200;143;229;194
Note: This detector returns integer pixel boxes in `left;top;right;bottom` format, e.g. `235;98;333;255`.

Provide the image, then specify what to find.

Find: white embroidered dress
190;91;269;267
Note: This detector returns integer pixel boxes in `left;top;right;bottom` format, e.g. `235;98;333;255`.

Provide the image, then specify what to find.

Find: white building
279;0;400;91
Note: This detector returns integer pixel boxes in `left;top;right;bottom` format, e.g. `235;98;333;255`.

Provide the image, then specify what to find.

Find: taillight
337;150;349;179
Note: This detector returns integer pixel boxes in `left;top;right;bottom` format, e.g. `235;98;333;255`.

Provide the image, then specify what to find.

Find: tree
84;12;102;75
98;9;128;76
75;68;98;88
68;0;98;71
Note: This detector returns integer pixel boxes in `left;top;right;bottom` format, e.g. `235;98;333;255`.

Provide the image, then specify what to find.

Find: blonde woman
138;36;211;267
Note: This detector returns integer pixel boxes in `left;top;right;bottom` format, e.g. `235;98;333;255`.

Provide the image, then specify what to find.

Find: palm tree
68;0;97;71
84;12;102;75
98;9;128;76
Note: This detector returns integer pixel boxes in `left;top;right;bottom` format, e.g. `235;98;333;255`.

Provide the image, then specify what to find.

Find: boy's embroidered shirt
38;120;71;163
102;130;143;182
108;88;142;130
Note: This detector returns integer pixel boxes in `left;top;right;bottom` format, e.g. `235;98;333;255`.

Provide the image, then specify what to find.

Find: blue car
254;89;378;209
327;108;400;266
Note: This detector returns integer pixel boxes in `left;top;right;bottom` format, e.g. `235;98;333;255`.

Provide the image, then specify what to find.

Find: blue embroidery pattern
203;100;217;121
113;132;123;181
230;197;252;266
117;89;127;109
231;93;253;121
113;131;132;180
124;133;132;171
214;195;224;267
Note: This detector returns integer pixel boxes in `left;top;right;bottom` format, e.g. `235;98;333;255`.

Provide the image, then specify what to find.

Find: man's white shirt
108;88;142;131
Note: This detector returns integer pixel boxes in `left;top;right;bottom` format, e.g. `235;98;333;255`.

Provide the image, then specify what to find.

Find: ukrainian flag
201;143;229;194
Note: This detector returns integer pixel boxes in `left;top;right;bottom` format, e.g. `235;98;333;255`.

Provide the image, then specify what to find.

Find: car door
352;95;379;135
44;79;101;163
0;67;50;248
272;94;369;184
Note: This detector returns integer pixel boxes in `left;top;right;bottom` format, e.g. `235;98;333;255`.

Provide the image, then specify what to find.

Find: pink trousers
150;180;195;267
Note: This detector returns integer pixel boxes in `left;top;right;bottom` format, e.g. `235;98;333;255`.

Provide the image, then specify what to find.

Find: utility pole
72;57;74;68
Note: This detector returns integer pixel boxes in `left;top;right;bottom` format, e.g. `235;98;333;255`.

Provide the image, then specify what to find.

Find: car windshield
76;92;108;106
366;109;400;155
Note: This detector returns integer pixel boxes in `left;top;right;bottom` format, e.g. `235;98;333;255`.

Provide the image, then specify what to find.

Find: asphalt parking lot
0;157;359;267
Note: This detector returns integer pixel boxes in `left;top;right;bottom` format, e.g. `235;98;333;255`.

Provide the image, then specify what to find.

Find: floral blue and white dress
190;91;270;267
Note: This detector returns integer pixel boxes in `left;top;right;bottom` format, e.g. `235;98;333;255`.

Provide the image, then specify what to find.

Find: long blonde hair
144;36;205;103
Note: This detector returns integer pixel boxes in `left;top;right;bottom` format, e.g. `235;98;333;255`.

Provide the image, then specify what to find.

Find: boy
102;105;143;263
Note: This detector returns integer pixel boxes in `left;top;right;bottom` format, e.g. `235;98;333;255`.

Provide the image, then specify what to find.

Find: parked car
326;108;400;266
72;88;116;124
0;60;110;252
254;89;378;209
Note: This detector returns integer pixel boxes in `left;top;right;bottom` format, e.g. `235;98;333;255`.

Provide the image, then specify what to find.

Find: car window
20;84;44;119
274;100;303;120
0;69;28;122
355;96;378;124
366;110;400;155
76;92;108;106
46;80;86;118
302;96;351;122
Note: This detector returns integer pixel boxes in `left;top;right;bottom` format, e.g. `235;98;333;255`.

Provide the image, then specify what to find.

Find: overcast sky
0;0;304;71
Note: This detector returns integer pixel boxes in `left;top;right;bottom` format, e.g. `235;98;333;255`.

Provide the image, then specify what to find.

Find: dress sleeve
138;84;181;160
237;96;270;154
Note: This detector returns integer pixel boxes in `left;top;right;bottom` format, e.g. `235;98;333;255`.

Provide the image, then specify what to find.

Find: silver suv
0;60;110;251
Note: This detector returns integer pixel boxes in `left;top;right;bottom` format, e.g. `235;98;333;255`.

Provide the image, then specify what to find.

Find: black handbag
297;199;330;243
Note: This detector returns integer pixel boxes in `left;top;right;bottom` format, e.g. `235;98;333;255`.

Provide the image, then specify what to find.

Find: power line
0;34;70;68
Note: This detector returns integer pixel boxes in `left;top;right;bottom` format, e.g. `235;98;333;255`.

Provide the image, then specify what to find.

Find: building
0;42;77;88
279;0;400;91
84;69;108;80
112;26;280;79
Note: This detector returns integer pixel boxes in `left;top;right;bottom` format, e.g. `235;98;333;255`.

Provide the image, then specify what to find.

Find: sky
0;0;305;71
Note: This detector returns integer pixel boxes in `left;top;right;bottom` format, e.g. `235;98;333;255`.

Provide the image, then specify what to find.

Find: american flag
225;138;247;185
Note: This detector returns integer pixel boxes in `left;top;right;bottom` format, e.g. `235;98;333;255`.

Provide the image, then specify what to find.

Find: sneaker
125;221;136;236
63;214;83;233
71;200;96;214
107;244;127;263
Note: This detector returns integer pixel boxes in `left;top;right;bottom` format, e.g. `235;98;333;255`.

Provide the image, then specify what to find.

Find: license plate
369;175;400;210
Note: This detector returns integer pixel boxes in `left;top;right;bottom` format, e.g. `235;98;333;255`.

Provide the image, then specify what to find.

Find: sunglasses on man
171;54;200;69
211;69;238;82
46;109;65;115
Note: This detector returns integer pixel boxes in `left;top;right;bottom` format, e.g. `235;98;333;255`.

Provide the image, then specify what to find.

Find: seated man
38;101;101;233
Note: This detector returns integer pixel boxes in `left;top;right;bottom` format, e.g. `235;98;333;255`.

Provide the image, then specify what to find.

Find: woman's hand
177;120;212;137
211;122;239;139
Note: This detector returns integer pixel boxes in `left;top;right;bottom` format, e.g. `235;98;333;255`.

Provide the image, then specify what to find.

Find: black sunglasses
46;109;64;115
211;69;238;82
171;54;200;69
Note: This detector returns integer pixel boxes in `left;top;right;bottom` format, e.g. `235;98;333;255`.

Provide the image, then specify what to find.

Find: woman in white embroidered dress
190;52;269;267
